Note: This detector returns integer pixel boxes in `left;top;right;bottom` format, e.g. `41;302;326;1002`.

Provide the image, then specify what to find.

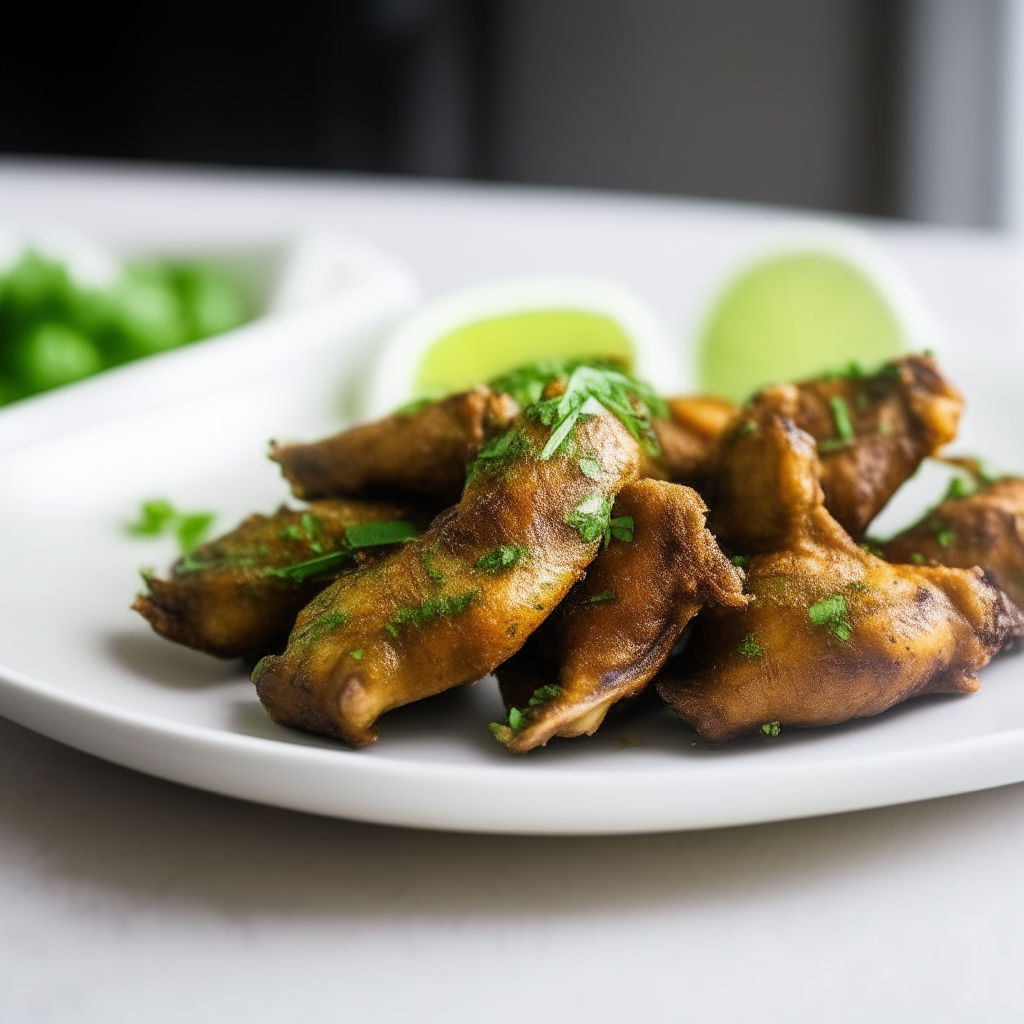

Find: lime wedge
698;252;905;402
414;310;634;397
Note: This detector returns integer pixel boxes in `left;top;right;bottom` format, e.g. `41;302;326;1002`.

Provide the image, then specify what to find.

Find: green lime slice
698;252;906;402
414;310;634;396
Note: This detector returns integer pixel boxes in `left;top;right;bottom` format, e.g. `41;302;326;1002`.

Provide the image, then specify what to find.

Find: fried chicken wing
642;395;739;482
881;476;1024;610
253;410;641;747
745;355;963;537
133;499;423;659
495;478;747;752
270;387;519;501
657;410;1023;742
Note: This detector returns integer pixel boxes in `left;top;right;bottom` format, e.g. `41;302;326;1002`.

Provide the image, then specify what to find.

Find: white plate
1;299;1023;835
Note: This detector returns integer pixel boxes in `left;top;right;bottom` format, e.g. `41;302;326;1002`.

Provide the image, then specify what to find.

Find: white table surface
2;158;1023;1022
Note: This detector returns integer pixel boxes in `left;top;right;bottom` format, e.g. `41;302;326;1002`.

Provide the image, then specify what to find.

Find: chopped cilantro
566;493;613;544
466;429;532;485
910;552;925;565
861;540;885;558
476;545;528;572
488;357;626;408
944;475;978;501
279;523;303;542
508;706;526;731
291;608;348;648
609;515;634;543
128;499;176;536
351;648;364;660
347;520;419;547
737;634;762;659
127;499;215;554
300;512;323;553
266;519;419;584
737;420;757;437
937;528;955;548
385;590;479;637
527;363;667;460
420;544;444;583
265;550;354;583
761;721;781;737
528;684;561;706
589;589;615;604
808;593;851;640
488;721;513;743
731;555;749;568
578;456;603;479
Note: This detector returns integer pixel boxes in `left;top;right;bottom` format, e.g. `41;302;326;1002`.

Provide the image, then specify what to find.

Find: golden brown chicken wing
642;395;739;482
744;355;963;537
270;387;519;501
881;476;1024;610
494;478;747;752
133;499;424;659
657;410;1023;742
253;409;641;747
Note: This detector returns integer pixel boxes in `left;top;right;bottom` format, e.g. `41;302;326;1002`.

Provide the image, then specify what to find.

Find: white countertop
1;159;1023;1022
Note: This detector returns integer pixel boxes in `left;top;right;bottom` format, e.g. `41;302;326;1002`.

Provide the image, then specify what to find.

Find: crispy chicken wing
657;410;1023;742
253;410;641;747
133;499;423;659
495;478;747;752
881;476;1024;610
642;396;739;482
270;387;519;501
744;355;962;537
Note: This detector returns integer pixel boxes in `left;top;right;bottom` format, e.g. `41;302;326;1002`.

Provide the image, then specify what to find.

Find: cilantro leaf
609;515;634;543
476;545;528;572
808;593;852;640
346;520;419;547
737;634;762;659
761;721;781;737
127;499;215;554
566;493;613;544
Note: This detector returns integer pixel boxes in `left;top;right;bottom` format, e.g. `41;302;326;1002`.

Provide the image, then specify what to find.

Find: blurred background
0;0;1019;228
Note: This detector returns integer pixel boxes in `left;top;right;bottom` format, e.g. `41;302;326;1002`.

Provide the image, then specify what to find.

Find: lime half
415;310;634;397
698;252;906;402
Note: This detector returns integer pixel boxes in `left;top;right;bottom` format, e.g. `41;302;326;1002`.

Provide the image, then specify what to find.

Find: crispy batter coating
270;387;519;501
745;355;963;537
253;411;641;747
642;396;738;482
496;479;747;752
132;499;422;659
657;411;1023;742
882;476;1024;610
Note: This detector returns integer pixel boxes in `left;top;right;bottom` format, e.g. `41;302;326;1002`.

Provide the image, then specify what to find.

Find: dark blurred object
0;1;999;222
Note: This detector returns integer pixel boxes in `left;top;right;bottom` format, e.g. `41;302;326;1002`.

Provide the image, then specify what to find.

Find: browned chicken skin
882;476;1024;610
133;499;424;659
745;355;963;537
495;478;747;752
270;386;519;502
253;410;641;747
643;396;739;482
657;409;1023;743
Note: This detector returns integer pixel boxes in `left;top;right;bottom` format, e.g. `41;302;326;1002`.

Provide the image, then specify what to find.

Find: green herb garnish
394;396;435;416
279;523;303;542
737;420;757;437
291;608;348;648
731;555;749;568
466;429;533;486
265;519;419;584
578;456;603;479
528;364;667;460
808;593;851;640
351;648;364;660
385;590;479;637
588;589;615;604
609;515;634;543
566;493;613;544
488;357;624;407
127;499;215;554
476;545;528;573
737;634;763;659
761;721;781;737
528;684;561;706
910;552;925;565
937;529;955;548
